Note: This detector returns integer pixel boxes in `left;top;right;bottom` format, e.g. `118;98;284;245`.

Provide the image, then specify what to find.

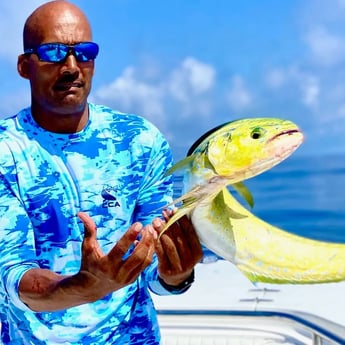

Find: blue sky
1;0;345;160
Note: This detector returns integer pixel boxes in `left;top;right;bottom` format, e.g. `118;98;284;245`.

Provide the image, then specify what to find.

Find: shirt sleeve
0;143;40;311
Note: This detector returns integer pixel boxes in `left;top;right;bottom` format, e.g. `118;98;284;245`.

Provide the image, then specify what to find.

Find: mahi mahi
164;118;345;284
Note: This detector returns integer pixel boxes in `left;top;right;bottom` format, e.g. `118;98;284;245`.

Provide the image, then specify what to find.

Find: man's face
19;9;95;118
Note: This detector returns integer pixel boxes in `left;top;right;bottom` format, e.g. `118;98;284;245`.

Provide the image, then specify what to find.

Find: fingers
78;216;156;287
154;212;203;285
78;212;97;239
161;208;173;223
108;223;157;274
157;230;183;273
76;210;201;295
122;225;157;277
177;215;203;259
76;212;158;296
154;216;185;270
105;224;156;287
78;212;104;262
107;222;143;262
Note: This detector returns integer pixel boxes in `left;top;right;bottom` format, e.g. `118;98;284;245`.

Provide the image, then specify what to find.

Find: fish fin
186;121;234;156
165;176;222;210
231;182;254;208
163;184;203;210
159;181;220;237
218;188;248;219
164;155;196;176
159;203;196;238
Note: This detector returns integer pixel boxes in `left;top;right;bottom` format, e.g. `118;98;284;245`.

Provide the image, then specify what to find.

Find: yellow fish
163;118;345;284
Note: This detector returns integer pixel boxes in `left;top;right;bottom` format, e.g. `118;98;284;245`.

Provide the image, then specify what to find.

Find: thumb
78;212;97;239
78;212;104;261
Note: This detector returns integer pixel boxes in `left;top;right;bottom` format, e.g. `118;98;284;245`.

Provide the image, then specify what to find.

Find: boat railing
157;309;345;344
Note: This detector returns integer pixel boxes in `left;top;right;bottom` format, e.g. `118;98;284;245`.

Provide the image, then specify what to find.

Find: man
0;1;203;344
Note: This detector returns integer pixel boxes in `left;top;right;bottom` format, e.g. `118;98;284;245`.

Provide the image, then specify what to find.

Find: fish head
192;118;304;183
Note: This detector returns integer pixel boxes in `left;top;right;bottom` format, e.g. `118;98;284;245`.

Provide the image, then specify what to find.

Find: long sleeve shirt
0;103;174;344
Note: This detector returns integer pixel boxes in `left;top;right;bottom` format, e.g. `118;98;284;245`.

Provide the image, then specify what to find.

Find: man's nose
62;53;80;72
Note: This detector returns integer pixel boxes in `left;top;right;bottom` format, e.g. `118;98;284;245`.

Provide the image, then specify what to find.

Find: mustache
56;71;80;84
53;72;84;91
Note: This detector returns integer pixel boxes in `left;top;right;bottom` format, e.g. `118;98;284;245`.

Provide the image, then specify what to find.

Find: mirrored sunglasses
24;42;99;63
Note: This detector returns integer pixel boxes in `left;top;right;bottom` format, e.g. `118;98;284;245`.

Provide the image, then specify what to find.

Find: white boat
153;260;345;344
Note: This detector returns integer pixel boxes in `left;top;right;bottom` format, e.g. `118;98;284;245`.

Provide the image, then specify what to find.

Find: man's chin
54;94;88;112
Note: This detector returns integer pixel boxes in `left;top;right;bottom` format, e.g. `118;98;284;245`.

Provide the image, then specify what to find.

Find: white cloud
166;57;215;119
226;75;252;111
169;57;215;102
93;57;216;128
265;68;288;89
304;27;345;67
93;66;165;125
265;66;320;109
301;76;320;108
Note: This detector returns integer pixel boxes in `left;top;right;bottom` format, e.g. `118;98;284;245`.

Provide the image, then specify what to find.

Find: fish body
193;188;345;284
165;117;345;284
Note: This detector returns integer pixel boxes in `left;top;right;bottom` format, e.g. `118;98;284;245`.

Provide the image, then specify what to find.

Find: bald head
23;0;92;50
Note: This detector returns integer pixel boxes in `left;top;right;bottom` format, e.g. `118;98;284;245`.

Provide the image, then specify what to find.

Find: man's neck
31;103;89;134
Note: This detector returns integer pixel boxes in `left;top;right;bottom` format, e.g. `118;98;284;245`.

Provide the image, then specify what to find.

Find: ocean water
172;153;345;244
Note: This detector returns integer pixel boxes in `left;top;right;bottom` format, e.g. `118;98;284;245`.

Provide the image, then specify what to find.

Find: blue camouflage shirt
0;103;174;344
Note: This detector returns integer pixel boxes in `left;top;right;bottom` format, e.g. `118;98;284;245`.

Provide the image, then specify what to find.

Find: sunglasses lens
74;42;99;62
35;42;99;62
37;43;69;62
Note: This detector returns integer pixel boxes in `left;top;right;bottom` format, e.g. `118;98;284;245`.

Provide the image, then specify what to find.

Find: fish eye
251;127;264;139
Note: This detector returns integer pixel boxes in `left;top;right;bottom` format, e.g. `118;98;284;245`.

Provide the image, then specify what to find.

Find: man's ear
17;54;30;79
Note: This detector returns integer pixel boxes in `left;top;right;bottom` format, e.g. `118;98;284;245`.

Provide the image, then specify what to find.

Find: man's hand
77;212;157;299
153;209;203;287
19;212;157;312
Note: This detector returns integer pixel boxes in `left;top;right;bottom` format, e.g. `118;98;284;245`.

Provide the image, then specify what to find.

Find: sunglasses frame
24;42;99;63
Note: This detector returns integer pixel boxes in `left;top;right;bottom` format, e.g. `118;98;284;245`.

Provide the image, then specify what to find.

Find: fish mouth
267;129;302;143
